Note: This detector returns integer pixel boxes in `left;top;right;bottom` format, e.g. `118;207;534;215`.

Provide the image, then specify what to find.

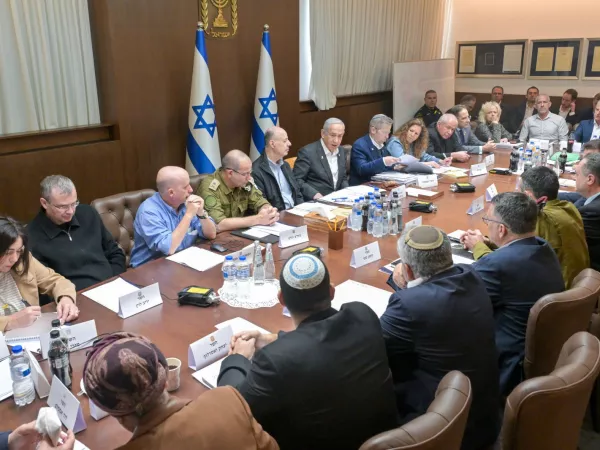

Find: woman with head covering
83;332;279;450
475;102;513;143
384;119;451;167
0;217;78;331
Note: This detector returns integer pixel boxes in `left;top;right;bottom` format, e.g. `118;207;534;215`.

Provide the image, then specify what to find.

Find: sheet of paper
592;47;600;72
503;44;523;73
166;247;225;272
251;222;295;237
399;154;419;164
447;230;466;242
215;317;270;335
243;228;270;238
452;254;475;265
286;207;311;217
494;143;513;150
74;440;90;450
536;47;554;72
83;278;139;313
5;312;58;342
0;358;12;401
192;358;223;389
346;186;378;196
331;280;391;318
459;45;476;73
554;46;574;72
559;178;576;188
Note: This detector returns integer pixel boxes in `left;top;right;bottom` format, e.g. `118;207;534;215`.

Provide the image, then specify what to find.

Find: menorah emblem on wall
200;0;238;39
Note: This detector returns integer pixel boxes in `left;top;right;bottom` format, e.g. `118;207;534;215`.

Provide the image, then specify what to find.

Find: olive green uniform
197;169;270;224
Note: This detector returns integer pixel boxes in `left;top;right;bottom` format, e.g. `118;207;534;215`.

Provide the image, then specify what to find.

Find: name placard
467;196;485;215
188;325;233;371
485;184;498;202
118;282;162;319
539;140;550;150
350;242;381;269
27;349;50;398
470;162;488;177
40;320;98;360
404;216;422;232
47;376;87;433
417;175;438;189
0;333;8;360
484;154;495;167
278;225;309;248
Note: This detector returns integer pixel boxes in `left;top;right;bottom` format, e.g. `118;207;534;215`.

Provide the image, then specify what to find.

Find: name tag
417;175;438;188
227;243;258;263
539;140;550;150
485;184;498;202
0;333;8;360
278;225;309;248
467;196;485;215
404;216;422;232
118;283;162;319
484;154;495;167
350;242;381;269
47;376;87;433
188;325;233;371
470;162;488;177
40;320;98;360
573;142;582;153
89;399;109;421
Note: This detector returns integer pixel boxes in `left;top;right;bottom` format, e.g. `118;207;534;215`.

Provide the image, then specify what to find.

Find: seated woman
384;119;449;167
0;217;78;331
83;332;279;450
475;101;512;143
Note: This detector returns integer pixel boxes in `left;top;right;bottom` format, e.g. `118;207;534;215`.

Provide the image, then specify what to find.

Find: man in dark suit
505;86;538;134
218;254;398;450
381;225;500;450
349;114;401;185
426;113;470;162
574;102;600;143
578;92;600;122
551;88;581;130
293;118;349;200
461;192;565;397
252;126;303;211
448;104;496;154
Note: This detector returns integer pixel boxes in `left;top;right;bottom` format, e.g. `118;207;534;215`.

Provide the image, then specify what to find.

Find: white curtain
307;0;452;110
0;0;100;135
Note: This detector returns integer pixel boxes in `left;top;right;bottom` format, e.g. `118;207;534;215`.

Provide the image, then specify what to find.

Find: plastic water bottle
518;147;525;172
264;244;275;282
48;330;72;390
361;198;369;231
558;149;568;174
10;345;35;406
221;256;236;299
236;256;251;300
372;205;384;238
509;148;519;172
374;188;382;205
397;203;404;234
367;202;376;235
389;198;399;235
532;146;541;166
382;202;390;236
540;149;549;167
252;240;265;286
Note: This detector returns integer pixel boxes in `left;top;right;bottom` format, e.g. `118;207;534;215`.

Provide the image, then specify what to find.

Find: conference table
0;149;574;448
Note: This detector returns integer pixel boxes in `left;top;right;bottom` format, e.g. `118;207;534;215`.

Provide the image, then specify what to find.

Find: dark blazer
574;119;599;143
0;432;8;450
251;152;303;211
580;107;595;122
293;140;348;200
28;205;126;291
217;303;398;450
472;237;565;397
350;134;388;185
559;192;600;271
453;126;486;154
551;106;581;127
508;102;537;133
381;265;500;450
426;123;459;160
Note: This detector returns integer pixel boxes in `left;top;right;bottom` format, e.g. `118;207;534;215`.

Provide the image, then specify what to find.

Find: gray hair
535;94;550;103
369;114;393;130
580;153;600;185
322;118;345;134
222;149;250;171
438;113;458;125
40;175;75;200
490;192;538;235
397;229;453;279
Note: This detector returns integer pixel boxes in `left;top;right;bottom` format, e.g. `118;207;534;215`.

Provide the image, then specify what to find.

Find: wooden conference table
0;149;572;448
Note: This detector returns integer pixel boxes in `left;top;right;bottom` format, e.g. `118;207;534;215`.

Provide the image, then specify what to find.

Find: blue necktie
459;129;466;145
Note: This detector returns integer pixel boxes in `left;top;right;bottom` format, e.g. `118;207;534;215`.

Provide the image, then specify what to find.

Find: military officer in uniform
197;150;279;232
413;90;443;127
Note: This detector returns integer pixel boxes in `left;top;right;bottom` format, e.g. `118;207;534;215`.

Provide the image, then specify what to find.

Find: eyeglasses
4;246;25;257
50;200;80;212
482;216;505;227
226;168;252;178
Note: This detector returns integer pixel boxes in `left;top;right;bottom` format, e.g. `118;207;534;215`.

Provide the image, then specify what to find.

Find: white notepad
166;247;225;272
83;278;139;313
0;358;12;401
331;280;392;318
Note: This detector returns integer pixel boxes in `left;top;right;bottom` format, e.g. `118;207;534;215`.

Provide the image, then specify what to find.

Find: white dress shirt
320;139;340;186
592;121;600;140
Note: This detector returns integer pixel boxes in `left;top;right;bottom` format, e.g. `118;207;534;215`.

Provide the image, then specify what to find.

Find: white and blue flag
250;26;279;161
186;23;220;175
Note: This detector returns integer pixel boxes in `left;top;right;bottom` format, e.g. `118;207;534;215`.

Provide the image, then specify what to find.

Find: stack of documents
166;247;225;271
331;280;392;318
287;202;337;218
371;172;417;185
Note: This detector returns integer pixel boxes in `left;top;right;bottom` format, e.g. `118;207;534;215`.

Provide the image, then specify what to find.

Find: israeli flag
186;23;221;175
250;25;279;161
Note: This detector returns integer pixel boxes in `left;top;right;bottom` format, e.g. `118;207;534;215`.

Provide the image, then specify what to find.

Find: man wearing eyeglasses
426;114;471;163
28;175;126;291
198;150;279;232
448;105;496;155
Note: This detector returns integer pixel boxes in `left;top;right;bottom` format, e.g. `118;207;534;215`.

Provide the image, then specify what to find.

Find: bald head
156;166;189;194
222;150;251;171
265;126;284;145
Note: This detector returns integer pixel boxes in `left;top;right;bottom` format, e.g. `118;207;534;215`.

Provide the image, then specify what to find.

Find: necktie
459;128;466;145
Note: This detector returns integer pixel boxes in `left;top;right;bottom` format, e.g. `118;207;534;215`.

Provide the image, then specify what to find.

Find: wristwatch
198;213;208;219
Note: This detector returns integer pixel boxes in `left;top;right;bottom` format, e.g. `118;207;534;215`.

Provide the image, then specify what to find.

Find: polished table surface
0;149;573;448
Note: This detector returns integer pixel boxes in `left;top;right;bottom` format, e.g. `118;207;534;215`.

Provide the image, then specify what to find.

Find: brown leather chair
284;157;297;169
189;173;209;192
91;189;155;266
342;144;352;175
500;331;600;450
589;288;600;431
359;371;472;450
523;268;600;379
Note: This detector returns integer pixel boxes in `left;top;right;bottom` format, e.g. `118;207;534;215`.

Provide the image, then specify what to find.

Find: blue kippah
282;254;326;290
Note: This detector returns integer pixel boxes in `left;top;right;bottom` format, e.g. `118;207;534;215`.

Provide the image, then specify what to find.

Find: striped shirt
0;272;26;316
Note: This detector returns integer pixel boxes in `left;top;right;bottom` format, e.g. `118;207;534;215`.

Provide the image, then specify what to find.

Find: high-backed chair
589;292;600;431
342;144;352;175
189;173;209;192
500;331;600;450
524;268;600;379
284;157;297;169
359;371;472;450
91;189;155;266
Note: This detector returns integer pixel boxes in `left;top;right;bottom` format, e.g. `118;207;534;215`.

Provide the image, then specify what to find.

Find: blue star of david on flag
192;95;217;137
258;88;279;126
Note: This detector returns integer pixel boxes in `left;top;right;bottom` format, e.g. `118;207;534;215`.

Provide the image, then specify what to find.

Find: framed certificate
583;39;600;80
455;40;527;78
528;39;582;79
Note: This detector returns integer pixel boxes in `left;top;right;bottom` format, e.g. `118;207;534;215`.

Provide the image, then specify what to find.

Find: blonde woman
475;102;512;143
384;119;450;167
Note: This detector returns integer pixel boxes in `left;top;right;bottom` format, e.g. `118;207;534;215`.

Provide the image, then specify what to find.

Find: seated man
506;86;538;134
461;192;565;396
459;94;477;114
28;175;125;291
519;94;569;143
293;118;349;200
198;150;279;231
519;166;589;288
559;152;600;271
426;114;470;162
414;90;442;126
252;126;303;211
448;104;496;155
130;166;217;267
218;254;398;450
574;101;600;144
381;226;500;450
349;114;400;185
578;92;600;122
489;85;515;133
551;88;581;130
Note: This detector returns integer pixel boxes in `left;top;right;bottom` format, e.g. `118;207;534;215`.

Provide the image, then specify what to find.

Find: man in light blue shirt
130;166;217;267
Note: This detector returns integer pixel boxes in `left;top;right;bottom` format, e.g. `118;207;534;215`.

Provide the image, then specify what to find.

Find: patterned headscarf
83;332;168;417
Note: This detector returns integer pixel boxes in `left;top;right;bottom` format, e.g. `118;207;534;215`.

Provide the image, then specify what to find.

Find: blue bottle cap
11;345;23;354
225;255;233;260
239;255;246;261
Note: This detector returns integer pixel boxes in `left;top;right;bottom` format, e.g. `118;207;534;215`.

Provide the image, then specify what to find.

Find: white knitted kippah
282;254;326;290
